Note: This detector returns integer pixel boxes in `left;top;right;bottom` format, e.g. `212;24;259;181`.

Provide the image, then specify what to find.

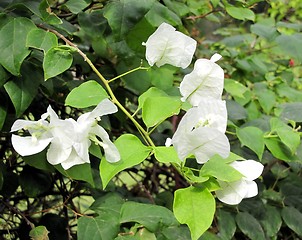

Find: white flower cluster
11;99;120;170
144;22;264;205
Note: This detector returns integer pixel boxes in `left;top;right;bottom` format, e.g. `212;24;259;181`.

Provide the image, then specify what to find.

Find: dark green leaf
173;186;215;240
26;28;58;52
65;80;109;108
276;33;302;63
254;83;276;114
0;17;36;75
39;0;62;25
260;205;282;238
280;102;302;122
120;201;179;232
145;1;181;27
236;212;265;240
103;0;156;40
4;62;42;116
100;134;151;189
65;0;89;14
236;126;264;159
19;166;52;198
226;100;248;121
281;206;302;237
250;20;279;41
43;46;74;80
217;210;236;240
23;150;55;172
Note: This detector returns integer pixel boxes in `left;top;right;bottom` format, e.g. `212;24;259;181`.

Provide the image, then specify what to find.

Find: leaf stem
107;65;150;83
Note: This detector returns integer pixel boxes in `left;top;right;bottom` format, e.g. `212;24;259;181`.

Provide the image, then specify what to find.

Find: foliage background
1;0;302;239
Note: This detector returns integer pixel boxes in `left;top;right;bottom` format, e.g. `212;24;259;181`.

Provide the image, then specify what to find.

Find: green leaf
100;134;151;189
173;186;215;240
276;33;302;63
226;100;248;121
153;146;182;164
260;205;282;238
145;2;182;27
4;62;42;116
29;226;49;240
0;92;8;130
236;126;264;159
39;0;62;25
120;201;179;232
43;46;74;80
26;28;58;52
65;0;89;14
264;138;298;162
250;20;279;41
236;212;265;240
19;166;52;198
226;6;255;21
280;102;302;122
200;155;243;182
0;17;36;75
142;96;181;127
138;87;167;109
65;80;109;108
217;210;236;240
23;150;55;172
55;163;94;187
0;64;9;88
78;215;120;240
281;207;302;237
103;0;156;40
276;83;302;102
149;66;176;90
270;117;300;154
254;83;276;114
224;78;248;98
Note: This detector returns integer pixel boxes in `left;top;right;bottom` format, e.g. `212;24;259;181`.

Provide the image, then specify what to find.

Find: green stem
108;66;150;83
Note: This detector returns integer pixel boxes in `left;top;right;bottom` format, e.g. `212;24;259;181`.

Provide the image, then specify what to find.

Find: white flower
180;54;224;106
47;99;121;169
143;22;197;68
215;160;264;205
11;111;53;156
11;99;121;170
171;98;230;163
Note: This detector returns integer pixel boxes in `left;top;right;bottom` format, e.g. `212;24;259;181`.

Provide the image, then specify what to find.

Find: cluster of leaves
1;0;302;239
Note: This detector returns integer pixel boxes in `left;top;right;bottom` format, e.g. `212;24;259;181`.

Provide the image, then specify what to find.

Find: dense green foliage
1;0;302;239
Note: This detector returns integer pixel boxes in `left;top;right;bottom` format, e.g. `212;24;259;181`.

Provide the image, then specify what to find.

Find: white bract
171;98;230;163
215;160;264;205
143;22;197;69
180;54;224;106
11;99;120;170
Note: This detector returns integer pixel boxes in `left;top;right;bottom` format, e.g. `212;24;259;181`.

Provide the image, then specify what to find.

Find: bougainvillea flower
215;160;264;205
171;98;230;163
180;53;224;106
47;99;121;169
11;99;120;170
143;22;197;68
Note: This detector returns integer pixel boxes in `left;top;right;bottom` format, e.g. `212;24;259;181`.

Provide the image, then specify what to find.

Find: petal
61;149;88;170
73;139;91;164
93;125;120;163
77;98;118;125
144;22;196;69
230;160;264;181
216;180;248;205
244;180;258;198
11;135;52;156
210;53;222;62
172;127;230;163
46;138;72;165
180;58;224;106
11;119;48;132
